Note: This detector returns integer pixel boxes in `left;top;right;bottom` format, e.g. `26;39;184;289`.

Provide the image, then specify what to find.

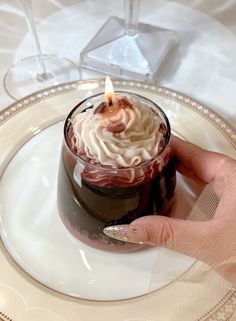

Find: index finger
172;136;230;183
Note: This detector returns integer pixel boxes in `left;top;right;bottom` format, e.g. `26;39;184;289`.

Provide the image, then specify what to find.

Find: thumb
104;216;218;263
135;216;218;259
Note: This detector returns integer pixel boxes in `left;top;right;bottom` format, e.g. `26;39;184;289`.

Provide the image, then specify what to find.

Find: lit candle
105;76;116;107
94;76;131;117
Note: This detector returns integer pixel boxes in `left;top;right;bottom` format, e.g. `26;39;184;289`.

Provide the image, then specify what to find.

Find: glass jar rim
63;91;171;171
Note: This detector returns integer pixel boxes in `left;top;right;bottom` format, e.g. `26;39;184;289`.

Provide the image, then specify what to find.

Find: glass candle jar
57;92;176;252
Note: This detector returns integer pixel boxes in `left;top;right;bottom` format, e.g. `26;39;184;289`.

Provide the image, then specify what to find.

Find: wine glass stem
21;0;47;77
124;0;141;36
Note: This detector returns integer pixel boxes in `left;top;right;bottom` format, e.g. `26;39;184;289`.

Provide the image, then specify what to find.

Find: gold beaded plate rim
0;78;236;321
0;312;12;321
0;78;236;150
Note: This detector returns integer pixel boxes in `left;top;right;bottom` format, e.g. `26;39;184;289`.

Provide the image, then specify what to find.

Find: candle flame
105;76;115;106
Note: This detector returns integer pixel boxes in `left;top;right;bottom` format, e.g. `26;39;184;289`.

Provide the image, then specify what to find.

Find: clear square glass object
80;16;177;82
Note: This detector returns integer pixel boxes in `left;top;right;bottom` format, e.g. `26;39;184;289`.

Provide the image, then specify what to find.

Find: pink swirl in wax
68;95;169;187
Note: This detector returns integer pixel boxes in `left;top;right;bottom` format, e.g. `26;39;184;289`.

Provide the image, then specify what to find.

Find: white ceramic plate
0;79;235;320
0;120;195;301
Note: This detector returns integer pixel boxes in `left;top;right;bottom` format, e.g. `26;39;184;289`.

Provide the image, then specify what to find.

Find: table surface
1;1;236;320
1;0;236;126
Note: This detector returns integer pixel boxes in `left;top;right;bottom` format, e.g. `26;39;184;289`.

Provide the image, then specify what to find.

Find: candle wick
108;96;113;107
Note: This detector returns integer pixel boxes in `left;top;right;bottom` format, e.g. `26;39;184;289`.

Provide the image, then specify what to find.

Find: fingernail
103;224;152;245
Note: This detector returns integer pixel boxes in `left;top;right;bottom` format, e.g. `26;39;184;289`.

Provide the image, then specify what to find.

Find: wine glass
4;0;80;100
80;0;177;82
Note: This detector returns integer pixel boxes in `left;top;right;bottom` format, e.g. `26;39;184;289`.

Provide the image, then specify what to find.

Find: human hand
104;136;236;285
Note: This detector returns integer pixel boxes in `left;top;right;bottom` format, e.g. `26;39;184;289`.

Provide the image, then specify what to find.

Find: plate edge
1;79;236;149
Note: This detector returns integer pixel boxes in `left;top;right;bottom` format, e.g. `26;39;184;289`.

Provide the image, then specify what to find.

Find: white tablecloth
0;1;236;320
1;0;236;126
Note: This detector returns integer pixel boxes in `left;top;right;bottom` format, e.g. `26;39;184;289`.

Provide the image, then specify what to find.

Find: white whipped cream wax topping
70;96;164;168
